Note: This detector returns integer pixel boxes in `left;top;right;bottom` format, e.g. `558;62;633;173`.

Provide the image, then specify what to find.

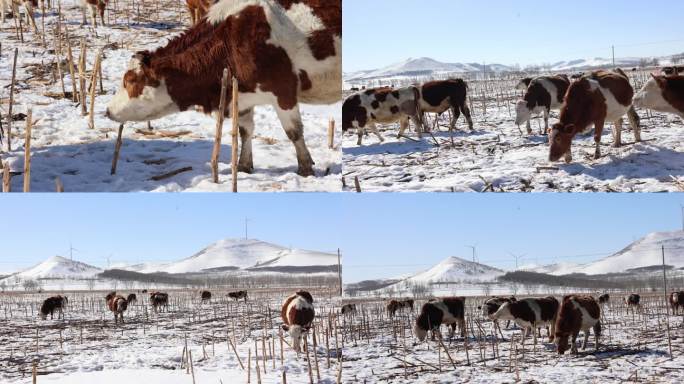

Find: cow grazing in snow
150;291;169;313
515;75;570;135
281;290;315;352
228;290;248;302
598;293;609;305
340;303;357;316
106;292;128;324
40;295;68;320
200;290;212;303
492;296;559;345
414;297;466;341
633;75;684;118
417;79;473;132
80;0;108;28
669;291;684;315
186;0;211;25
106;0;341;177
126;293;137;305
549;69;640;163
624;293;640;314
342;86;423;145
386;299;414;317
554;295;601;354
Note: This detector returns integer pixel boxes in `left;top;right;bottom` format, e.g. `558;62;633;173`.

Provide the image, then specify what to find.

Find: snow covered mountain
345;57;514;82
6;256;102;280
405;256;505;284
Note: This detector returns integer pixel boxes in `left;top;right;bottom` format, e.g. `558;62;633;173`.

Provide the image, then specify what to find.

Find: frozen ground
0;289;345;383
342;77;684;192
341;293;684;383
0;0;341;192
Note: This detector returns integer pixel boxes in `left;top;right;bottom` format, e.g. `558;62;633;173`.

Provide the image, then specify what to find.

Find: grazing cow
386;299;414;317
186;0;211;25
228;290;248;302
492;296;559;344
150;291;169;313
414;297;466;341
661;66;684;76
126;293;137;305
141;289;148;293
516;77;533;91
342;86;423;145
624;293;640;314
417;79;473;132
598;293;609;305
106;292;128;324
340;303;357;315
479;296;516;333
669;291;684;315
280;290;315;352
549;69;640;163
515;75;570;135
200;290;211;303
39;295;68;320
554;295;601;354
106;0;341;177
633;75;684;118
80;0;108;27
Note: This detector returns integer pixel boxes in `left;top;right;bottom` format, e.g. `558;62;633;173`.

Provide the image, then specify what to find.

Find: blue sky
343;0;684;72
1;194;683;283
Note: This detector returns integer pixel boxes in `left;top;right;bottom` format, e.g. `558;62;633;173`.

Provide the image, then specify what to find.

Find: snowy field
0;288;346;383
0;0;341;192
342;74;684;192
341;293;684;383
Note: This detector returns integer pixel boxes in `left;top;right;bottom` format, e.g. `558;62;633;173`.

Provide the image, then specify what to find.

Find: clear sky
343;0;684;72
1;194;683;283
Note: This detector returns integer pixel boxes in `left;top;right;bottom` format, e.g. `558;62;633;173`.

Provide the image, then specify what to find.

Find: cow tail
412;86;424;128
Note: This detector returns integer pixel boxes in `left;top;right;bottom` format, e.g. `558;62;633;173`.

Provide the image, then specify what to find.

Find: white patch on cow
207;0;263;24
537;78;562;109
588;79;629;122
634;77;684;118
515;100;533;126
673;293;679;304
570;298;599;332
106;79;180;122
283;2;324;33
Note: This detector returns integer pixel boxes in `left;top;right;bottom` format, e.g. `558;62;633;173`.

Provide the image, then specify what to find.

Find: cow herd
344;68;684;164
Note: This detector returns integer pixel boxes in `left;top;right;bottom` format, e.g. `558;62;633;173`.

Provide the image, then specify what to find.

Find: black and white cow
414;297;466;341
515;75;570;134
492;296;559;344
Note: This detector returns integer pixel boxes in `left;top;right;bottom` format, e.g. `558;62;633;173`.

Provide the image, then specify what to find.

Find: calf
200;290;211;303
39;295;68;320
186;0;210;25
417;79;473;132
150;291;169;313
414;297;466;341
106;0;341;177
549;69;640;163
669;291;684;315
492;296;559;344
342;86;423;145
554;295;601;354
80;0;108;28
281;290;315;352
126;293;137;305
106;292;128;324
340;303;357;316
515;75;570;135
633;75;684;118
598;293;609;305
228;290;248;302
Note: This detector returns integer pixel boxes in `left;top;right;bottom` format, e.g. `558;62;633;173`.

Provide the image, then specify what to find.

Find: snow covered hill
6;256;102;280
405;256;505;284
345;57;514;82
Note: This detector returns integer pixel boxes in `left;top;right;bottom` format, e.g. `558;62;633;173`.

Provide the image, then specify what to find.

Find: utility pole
680;205;684;231
466;245;477;263
662;245;673;358
337;248;343;296
612;45;615;68
244;217;250;239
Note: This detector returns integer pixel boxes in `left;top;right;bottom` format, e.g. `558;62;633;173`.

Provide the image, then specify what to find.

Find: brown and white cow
280;290;315;352
554;295;601;354
106;292;128;324
342;86;423;145
40;295;68;320
126;293;137;305
228;290;248;302
106;0;341;177
516;77;533;91
549;69;640;163
633;75;684;118
200;290;211;303
669;291;684;315
186;0;211;25
492;296;559;345
417;79;473;132
150;291;169;313
515;75;570;135
80;0;108;28
414;297;466;341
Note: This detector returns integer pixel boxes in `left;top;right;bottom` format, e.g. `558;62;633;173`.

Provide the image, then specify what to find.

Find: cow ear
564;124;575;134
134;51;151;67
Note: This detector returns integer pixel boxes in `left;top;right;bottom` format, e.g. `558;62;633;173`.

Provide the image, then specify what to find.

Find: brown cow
414;297;466;341
106;0;341;177
80;0;108;28
417;79;473;132
386;298;414;317
227;290;248;302
554;295;601;354
492;296;559;344
633;75;684;118
106;292;128;324
150;291;169;313
669;291;684;315
280;290;315;352
549;69;640;163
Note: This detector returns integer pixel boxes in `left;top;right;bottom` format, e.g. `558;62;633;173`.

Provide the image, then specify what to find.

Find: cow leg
533;324;538;347
593;120;604;159
627;106;641;142
236;107;255;173
356;126;364;146
450;106;460;132
549;320;556;342
593;321;601;352
90;6;97;28
275;106;314;177
526;120;532;135
461;104;474;131
581;330;590;350
571;332;579;354
369;123;384;142
543;108;550;135
448;323;456;339
459;318;466;338
398;118;408;139
612;118;623;148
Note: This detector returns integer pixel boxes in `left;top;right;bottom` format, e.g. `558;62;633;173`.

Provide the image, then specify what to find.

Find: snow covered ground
341;294;684;383
1;289;345;383
0;0;341;192
342;75;684;192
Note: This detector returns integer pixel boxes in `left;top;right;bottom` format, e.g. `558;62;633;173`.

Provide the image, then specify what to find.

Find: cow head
413;322;428;342
554;332;571;354
106;52;179;123
548;123;576;162
491;301;514;321
514;100;533;126
632;75;667;110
